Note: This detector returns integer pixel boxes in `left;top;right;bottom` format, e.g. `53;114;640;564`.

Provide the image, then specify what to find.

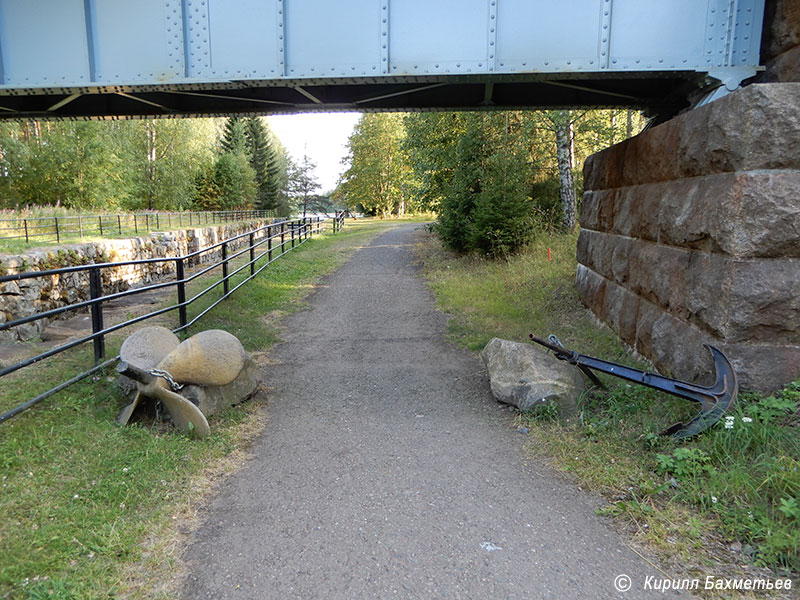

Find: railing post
89;267;105;362
222;242;229;296
268;225;273;262
55;217;60;243
176;258;187;329
23;219;28;243
249;232;255;276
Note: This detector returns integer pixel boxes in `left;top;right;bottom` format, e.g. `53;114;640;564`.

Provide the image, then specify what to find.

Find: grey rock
480;338;585;416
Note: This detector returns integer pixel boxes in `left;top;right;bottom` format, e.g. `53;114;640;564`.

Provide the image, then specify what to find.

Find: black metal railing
331;211;346;234
0;215;339;424
0;209;276;244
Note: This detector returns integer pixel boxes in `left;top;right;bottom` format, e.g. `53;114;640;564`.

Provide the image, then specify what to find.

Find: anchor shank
568;354;717;409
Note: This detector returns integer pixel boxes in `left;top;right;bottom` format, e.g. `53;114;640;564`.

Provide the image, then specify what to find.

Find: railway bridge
0;0;796;390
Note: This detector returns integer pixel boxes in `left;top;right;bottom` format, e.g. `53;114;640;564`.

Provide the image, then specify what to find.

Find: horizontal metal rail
0;215;338;425
0;209;276;244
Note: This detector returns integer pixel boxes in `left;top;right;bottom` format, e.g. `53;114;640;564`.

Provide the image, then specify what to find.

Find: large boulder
480;338;586;415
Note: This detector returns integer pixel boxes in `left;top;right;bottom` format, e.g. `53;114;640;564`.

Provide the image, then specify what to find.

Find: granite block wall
577;83;800;392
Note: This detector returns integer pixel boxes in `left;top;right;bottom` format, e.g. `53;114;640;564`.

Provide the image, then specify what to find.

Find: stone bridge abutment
576;2;799;392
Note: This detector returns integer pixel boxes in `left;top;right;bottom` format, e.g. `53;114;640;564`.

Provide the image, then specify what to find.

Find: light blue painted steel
0;0;90;86
0;1;5;85
206;0;279;78
83;0;98;82
0;0;765;92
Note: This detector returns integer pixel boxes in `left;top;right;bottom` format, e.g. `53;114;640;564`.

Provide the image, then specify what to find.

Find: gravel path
182;223;681;599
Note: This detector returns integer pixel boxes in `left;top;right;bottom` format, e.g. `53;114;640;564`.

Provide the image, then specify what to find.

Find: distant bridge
0;0;765;121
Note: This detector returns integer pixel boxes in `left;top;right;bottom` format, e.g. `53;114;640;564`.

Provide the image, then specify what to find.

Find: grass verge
0;219;394;599
415;228;799;597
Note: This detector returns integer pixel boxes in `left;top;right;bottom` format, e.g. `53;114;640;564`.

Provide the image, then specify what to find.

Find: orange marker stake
548;247;551;261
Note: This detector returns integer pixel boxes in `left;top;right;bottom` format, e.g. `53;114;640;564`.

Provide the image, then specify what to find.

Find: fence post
55;217;60;243
23;219;29;243
156;213;160;230
78;216;83;238
176;258;187;329
189;212;193;226
280;222;285;252
291;221;295;249
268;225;273;262
118;214;122;235
249;232;255;276
89;267;105;362
145;213;149;232
222;242;229;296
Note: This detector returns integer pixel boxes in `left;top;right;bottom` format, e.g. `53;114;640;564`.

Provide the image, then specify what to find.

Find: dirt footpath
182;223;682;599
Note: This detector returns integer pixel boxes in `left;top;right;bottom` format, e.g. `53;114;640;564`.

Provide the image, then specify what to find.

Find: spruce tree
220;117;249;155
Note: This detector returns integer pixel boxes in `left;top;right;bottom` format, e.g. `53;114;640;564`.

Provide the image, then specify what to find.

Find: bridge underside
0;72;702;122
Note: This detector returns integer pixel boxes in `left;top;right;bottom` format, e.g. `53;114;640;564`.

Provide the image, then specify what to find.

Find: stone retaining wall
577;83;800;392
0;220;281;342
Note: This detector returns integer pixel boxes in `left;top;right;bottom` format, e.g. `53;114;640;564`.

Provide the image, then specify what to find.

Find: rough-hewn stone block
626;240;690;318
761;44;800;83
585;171;800;258
583;84;800;190
601;280;640;347
575;264;606;318
678;85;800;178
762;0;800;60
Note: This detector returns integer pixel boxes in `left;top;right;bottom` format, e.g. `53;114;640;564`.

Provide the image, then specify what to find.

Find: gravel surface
182;223;683;599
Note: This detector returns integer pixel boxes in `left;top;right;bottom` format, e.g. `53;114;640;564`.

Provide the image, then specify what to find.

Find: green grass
416;228;800;586
0;219;394;599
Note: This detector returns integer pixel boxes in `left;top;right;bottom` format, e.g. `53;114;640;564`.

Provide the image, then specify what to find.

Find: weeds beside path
0;219;395;600
415;229;799;598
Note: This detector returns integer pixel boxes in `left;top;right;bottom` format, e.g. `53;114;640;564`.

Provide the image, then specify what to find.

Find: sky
267;112;361;193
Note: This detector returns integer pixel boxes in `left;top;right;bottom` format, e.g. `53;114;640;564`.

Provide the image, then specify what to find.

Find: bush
436;114;536;258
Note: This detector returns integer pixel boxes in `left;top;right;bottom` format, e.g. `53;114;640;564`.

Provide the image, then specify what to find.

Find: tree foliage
286;153;321;217
338;114;408;218
0;117;288;213
338;109;646;256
